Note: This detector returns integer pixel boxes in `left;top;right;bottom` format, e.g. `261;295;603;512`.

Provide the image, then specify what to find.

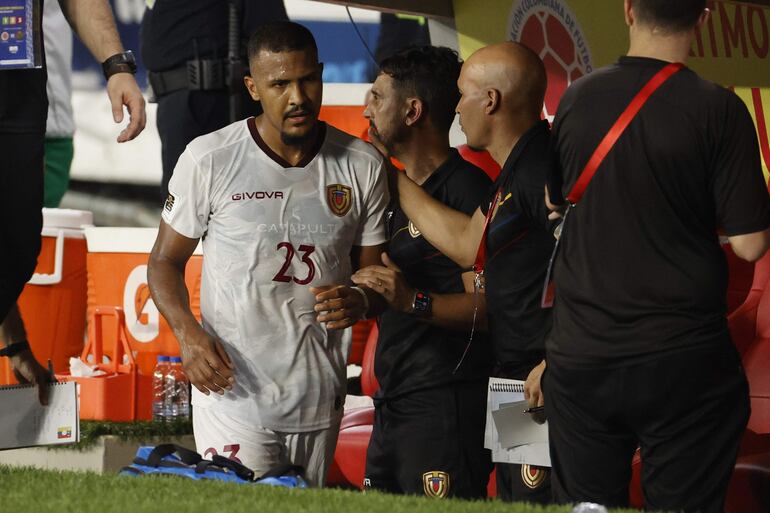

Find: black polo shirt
375;149;493;399
479;120;556;379
141;0;288;72
550;56;770;367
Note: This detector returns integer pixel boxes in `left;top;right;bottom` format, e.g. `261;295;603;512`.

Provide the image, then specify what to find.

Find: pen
523;406;545;414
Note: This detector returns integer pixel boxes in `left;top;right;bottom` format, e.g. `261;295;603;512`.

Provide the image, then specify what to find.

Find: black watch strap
102;50;137;80
0;340;31;358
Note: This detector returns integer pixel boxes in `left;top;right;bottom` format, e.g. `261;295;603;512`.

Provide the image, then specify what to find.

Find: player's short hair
635;0;706;32
378;46;462;133
247;21;318;60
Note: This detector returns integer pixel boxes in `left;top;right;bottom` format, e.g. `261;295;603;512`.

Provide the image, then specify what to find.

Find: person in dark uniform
0;0;145;403
544;1;770;512
388;42;555;503
140;0;288;202
351;46;493;499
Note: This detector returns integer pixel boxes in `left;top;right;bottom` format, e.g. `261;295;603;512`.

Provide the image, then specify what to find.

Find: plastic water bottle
572;503;609;513
169;356;190;420
164;357;178;421
152;356;170;422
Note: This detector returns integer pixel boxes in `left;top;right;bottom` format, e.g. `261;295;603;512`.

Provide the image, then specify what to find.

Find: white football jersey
162;118;388;431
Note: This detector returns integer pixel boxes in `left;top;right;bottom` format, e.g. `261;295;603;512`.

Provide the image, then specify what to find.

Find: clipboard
0;381;79;450
484;377;551;467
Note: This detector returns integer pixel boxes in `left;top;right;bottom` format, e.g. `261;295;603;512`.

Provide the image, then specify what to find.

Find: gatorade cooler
0;208;93;385
84;227;202;419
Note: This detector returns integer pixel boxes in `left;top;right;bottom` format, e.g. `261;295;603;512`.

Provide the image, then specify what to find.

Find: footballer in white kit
148;22;387;486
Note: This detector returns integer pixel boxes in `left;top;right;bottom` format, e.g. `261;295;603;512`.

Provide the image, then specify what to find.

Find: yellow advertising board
453;0;770;182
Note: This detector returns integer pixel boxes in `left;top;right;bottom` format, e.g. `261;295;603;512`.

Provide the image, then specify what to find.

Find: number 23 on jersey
272;242;316;285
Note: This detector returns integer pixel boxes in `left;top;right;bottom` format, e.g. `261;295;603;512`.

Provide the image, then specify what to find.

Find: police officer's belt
148;59;226;97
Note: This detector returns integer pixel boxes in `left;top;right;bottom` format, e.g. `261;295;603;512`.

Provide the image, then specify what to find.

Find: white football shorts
193;404;341;487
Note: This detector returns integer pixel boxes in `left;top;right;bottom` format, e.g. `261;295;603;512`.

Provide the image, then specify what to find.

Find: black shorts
0;130;44;322
545;342;749;513
364;381;492;499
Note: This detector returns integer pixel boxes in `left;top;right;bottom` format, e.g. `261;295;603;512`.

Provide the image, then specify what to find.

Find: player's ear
244;75;260;102
404;97;424;127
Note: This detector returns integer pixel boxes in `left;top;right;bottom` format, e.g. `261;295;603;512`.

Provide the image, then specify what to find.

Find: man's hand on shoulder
177;326;235;396
106;73;146;143
312;285;368;330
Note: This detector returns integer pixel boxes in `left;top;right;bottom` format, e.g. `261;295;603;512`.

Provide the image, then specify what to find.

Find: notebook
0;381;79;450
484;377;551;467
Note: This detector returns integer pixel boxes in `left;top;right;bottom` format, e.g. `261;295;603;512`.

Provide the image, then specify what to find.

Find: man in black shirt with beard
546;1;770;512
386;42;555;503
351;46;493;499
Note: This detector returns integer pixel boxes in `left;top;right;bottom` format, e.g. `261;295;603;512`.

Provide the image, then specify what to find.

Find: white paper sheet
484;377;551;467
0;382;79;450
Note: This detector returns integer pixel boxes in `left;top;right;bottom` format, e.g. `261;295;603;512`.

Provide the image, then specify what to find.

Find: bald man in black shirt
388;42;556;503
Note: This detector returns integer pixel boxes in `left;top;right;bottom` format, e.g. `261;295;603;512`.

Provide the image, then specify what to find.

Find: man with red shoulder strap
545;1;770;511
390;42;556;503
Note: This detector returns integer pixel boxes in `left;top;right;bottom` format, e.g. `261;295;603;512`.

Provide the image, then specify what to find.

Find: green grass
0;465;644;513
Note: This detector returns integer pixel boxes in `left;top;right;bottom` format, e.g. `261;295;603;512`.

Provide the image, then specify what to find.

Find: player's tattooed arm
148;222;235;396
311;244;388;330
353;258;488;331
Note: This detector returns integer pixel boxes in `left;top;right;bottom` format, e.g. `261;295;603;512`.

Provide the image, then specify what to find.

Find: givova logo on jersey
508;0;593;120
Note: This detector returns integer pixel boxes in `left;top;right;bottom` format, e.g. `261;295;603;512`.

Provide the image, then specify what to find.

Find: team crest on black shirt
521;464;547;489
408;220;421;238
422;470;450;498
326;184;352;216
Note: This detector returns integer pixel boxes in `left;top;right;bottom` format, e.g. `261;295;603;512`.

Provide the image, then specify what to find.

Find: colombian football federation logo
326;184;353;217
57;426;72;439
508;0;593;120
521;464;548;489
408;220;421;238
422;471;450;498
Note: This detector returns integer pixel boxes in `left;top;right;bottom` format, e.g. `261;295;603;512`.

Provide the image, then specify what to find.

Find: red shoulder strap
473;190;501;275
566;62;683;205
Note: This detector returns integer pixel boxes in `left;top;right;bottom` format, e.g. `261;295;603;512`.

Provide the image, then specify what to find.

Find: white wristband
350;286;370;319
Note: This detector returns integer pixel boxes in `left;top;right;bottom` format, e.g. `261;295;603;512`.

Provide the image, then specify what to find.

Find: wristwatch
102;50;137;80
411;290;432;317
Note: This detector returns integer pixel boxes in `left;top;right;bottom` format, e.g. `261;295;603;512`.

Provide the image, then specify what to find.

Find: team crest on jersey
408;220;421;238
422;471;450;498
521;464;547;489
326;184;353;216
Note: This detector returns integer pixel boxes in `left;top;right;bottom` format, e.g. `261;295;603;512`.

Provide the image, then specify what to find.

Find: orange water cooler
0;209;92;385
84;227;202;419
